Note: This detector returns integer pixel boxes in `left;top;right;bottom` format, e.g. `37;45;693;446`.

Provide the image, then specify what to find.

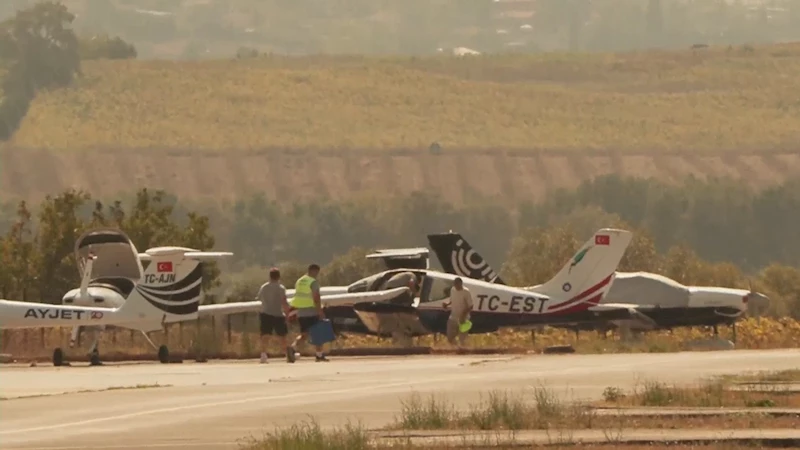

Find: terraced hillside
3;44;800;204
3;148;799;206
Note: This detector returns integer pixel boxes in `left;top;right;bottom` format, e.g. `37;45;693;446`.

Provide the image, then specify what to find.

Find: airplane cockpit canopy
346;269;459;304
74;228;144;282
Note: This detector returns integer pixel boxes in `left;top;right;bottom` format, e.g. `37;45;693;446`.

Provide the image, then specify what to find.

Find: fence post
226;315;232;345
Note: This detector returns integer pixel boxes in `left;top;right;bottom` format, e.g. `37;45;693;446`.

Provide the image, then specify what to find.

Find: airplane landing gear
88;338;102;366
391;330;414;348
158;345;169;364
89;349;101;366
142;331;171;364
53;348;65;366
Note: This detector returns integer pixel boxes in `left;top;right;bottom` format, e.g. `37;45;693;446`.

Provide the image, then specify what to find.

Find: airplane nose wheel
89;349;101;366
53;348;65;367
158;345;169;364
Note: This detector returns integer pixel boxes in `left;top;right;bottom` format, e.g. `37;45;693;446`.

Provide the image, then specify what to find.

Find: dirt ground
2;147;799;206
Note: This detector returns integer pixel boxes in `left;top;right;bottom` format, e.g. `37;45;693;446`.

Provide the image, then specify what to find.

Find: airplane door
419;276;433;304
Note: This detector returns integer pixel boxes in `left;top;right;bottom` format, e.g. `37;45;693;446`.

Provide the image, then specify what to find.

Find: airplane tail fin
533;229;632;312
427;232;504;284
119;247;231;326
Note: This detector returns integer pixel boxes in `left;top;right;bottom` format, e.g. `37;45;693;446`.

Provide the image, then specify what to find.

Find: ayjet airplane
426;231;770;339
337;228;640;342
0;227;234;366
2;228;413;365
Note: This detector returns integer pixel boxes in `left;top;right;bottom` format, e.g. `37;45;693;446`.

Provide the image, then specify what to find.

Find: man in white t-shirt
443;277;473;348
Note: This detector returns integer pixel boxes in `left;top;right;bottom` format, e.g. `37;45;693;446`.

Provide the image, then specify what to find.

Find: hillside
2;148;799;206
9;44;800;152
4;44;800;204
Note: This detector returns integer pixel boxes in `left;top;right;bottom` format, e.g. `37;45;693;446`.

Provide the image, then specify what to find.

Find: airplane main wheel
89;350;101;366
53;348;64;367
158;345;169;364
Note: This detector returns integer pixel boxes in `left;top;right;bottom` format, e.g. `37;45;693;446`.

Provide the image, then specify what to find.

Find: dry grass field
3;44;800;204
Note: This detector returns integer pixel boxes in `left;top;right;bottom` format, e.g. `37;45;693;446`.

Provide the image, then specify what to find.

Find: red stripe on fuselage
546;274;613;312
546;292;604;315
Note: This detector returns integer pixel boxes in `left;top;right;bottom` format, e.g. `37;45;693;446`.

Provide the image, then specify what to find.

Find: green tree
0;201;36;300
78;33;137;60
317;246;383;286
758;264;800;319
1;1;80;88
34;189;91;303
0;1;80;140
503;225;579;286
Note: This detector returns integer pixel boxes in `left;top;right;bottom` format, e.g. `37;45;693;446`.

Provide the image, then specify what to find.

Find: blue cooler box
309;319;336;346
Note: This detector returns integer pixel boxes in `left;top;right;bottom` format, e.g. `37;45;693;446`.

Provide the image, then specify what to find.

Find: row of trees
1;175;798;318
217;175;800;273
0;1;135;140
0;189;217;304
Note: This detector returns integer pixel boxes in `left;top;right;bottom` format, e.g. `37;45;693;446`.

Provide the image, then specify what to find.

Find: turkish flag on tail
595;235;610;246
157;261;173;272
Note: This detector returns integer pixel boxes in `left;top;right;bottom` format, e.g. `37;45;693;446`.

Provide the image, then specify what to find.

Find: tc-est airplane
427;231;770;338
335;229;638;341
0;227;234;366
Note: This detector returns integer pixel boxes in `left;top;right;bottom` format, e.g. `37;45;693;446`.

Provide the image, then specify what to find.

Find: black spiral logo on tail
450;239;499;282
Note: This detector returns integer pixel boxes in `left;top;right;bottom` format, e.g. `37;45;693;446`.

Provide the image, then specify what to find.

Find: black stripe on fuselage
139;263;204;292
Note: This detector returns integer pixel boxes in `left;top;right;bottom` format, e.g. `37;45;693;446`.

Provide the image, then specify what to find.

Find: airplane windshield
421;276;453;303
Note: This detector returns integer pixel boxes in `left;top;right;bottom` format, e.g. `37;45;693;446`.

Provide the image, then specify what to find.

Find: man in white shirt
443;277;473;348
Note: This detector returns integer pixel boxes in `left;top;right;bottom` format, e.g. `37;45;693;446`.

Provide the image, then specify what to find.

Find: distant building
493;0;536;27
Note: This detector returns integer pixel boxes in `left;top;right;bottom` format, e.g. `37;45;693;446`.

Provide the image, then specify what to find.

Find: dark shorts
297;315;320;334
259;313;287;337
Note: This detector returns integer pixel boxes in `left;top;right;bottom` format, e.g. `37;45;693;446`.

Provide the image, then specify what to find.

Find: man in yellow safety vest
289;264;329;362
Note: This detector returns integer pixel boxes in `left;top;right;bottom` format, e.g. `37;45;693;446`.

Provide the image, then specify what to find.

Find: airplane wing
367;248;430;270
589;303;659;329
198;287;410;318
139;251;234;261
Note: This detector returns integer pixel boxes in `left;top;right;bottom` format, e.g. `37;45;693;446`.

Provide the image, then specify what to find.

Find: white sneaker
260;352;268;363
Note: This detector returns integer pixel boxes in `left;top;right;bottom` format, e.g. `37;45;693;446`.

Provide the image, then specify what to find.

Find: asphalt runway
1;349;799;449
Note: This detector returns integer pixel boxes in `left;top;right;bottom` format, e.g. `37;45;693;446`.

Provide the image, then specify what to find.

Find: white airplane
427;231;770;338
339;229;640;340
0;227;233;365
0;228;414;364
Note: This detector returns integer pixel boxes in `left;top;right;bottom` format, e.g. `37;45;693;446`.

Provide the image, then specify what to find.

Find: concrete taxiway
1;349;798;449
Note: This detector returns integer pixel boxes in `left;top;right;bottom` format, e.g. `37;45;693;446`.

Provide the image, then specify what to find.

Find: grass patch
393;388;798;432
238;404;797;449
395;388;595;431
599;378;800;408
239;419;375;450
719;369;800;384
11;43;800;152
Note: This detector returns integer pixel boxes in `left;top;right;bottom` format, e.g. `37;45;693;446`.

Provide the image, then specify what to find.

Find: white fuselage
687;286;751;313
62;286;126;309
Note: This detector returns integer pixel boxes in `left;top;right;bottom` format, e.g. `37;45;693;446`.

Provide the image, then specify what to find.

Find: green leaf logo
569;246;591;273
